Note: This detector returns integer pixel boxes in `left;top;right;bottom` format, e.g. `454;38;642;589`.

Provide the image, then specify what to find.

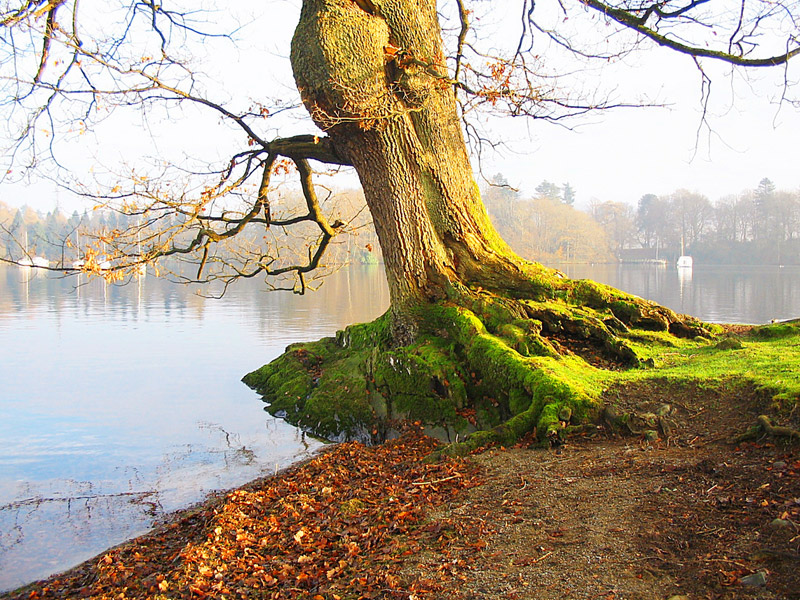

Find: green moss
335;312;392;349
339;498;366;515
244;278;800;452
608;300;639;324
243;338;377;442
374;343;461;426
569;279;613;308
508;387;531;415
604;320;800;412
749;320;800;340
715;337;744;350
537;400;563;437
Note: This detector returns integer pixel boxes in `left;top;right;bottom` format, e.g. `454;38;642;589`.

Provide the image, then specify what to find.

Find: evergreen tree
535;180;561;201
561;182;576;206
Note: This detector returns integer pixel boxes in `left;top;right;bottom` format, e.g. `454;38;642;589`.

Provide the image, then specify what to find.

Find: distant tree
5;209;26;259
753;178;776;240
765;190;800;243
483;173;520;227
714;194;751;243
636;193;667;248
526;196;613;262
535;180;561;201
591;200;636;256
755;178;776;202
561;183;576;206
9;209;24;234
671;189;713;249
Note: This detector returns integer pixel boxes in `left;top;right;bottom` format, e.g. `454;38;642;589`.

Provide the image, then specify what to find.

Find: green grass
610;322;800;412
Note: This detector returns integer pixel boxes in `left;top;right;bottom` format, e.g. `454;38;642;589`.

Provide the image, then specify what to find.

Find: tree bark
257;0;717;448
291;0;528;341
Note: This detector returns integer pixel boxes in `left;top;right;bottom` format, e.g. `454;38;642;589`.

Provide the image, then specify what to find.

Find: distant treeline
483;176;800;265
0;191;381;268
2;176;798;268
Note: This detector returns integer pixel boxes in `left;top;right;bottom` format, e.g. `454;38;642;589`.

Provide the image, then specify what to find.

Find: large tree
2;0;799;446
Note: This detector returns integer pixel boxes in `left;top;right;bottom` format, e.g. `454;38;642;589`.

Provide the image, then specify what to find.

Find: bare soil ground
4;381;798;600
410;381;800;600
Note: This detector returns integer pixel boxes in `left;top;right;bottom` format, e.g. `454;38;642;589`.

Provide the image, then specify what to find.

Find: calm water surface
550;263;800;324
0;265;389;592
1;262;799;592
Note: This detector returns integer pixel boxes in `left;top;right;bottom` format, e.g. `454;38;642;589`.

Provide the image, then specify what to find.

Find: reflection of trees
0;263;390;343
549;263;800;325
0;480;164;588
198;422;256;468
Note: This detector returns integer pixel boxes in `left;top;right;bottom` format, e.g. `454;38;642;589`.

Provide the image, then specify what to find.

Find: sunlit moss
245;282;800;451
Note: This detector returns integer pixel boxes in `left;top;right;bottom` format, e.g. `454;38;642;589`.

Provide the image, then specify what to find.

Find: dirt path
409;382;800;599
3;382;798;600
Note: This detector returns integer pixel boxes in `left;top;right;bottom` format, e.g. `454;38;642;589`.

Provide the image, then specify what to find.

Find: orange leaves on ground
13;432;478;600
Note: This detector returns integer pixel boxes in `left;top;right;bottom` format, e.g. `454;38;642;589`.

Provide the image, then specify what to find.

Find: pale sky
1;0;797;214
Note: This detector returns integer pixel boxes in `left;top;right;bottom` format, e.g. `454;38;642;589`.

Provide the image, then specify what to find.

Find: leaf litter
4;382;800;600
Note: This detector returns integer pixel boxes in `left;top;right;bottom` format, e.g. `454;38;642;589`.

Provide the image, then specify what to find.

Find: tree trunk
291;0;532;341
244;0;717;450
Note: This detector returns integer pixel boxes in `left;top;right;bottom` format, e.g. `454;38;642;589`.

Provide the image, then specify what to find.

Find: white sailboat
18;231;49;268
677;235;692;269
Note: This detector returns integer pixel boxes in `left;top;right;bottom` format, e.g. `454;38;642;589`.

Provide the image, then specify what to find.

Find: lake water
1;262;799;592
0;265;390;593
551;263;800;325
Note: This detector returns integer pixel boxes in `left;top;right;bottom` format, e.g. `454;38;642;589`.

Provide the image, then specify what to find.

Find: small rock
644;430;659;442
773;461;787;470
739;571;767;587
655;403;672;417
666;596;690;600
716;337;743;350
769;518;792;530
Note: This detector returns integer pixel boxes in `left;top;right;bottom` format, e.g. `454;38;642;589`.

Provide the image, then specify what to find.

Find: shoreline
1;432;475;600
1;446;333;597
2;380;799;600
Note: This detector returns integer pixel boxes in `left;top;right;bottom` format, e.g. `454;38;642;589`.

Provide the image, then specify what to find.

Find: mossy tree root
243;277;717;449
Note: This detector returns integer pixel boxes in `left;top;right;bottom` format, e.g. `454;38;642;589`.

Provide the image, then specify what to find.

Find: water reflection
2;261;799;591
0;264;390;592
550;263;800;324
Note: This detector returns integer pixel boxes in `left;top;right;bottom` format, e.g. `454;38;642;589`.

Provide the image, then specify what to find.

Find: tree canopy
1;0;798;284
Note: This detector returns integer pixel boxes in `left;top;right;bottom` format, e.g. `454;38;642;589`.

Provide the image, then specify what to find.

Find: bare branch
582;0;800;67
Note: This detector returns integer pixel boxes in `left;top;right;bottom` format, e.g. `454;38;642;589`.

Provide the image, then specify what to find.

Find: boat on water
18;233;49;269
677;235;693;269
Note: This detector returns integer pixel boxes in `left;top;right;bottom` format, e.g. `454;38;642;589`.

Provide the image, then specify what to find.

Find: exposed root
734;415;800;444
244;276;717;449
